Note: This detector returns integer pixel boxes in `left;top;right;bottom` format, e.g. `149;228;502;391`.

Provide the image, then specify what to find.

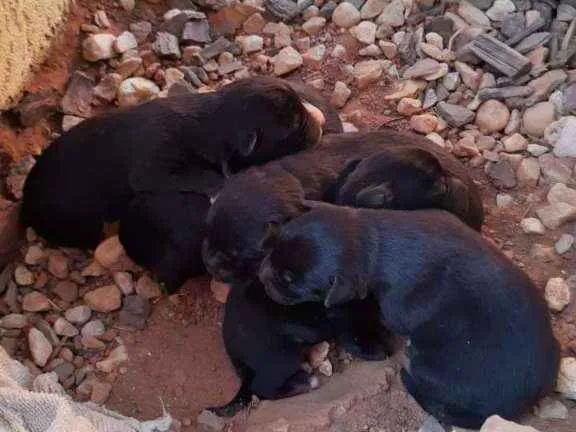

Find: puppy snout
303;102;325;128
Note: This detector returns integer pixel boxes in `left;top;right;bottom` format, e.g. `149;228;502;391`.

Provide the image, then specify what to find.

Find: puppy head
202;169;306;283
221;77;325;172
259;206;365;308
336;148;450;210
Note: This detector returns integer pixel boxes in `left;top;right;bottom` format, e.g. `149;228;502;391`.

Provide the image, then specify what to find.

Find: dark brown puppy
22;77;325;249
259;205;560;429
203;130;483;284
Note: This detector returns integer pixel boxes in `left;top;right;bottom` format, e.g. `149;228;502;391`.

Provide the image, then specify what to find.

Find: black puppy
326;147;480;230
259;205;560;429
203;130;483;284
211;279;388;417
22;77;325;249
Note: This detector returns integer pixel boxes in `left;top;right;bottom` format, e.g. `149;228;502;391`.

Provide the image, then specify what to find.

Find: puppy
210;279;331;417
326;147;483;230
259;205;560;429
203;130;483;284
22;77;325;249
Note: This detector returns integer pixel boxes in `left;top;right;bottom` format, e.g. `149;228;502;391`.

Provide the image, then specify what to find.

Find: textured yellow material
0;0;70;109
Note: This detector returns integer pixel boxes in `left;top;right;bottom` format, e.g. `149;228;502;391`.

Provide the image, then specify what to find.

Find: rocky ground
1;0;576;431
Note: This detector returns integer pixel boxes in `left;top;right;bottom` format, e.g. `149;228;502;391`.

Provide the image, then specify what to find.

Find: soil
1;0;575;431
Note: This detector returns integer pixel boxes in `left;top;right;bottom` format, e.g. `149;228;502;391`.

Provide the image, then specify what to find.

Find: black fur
259;206;560;429
21;77;324;249
203;130;483;285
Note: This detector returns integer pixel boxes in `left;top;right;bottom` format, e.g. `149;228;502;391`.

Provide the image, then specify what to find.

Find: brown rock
48;253;69;279
51;280;79;303
410;113;439;134
28;327;53;367
14;265;34;285
22;291;51;312
83;285;122;313
135;275;162;299
475;100;510;134
95;235;125;268
61;71;94;118
91;381;113;404
397;97;422;116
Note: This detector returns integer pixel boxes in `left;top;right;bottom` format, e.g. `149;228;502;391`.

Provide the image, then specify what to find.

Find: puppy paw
278;370;320;398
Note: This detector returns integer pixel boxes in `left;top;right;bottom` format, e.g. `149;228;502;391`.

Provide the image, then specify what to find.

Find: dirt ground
1;0;575;431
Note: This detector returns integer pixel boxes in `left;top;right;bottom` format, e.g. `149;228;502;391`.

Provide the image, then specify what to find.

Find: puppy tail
207;380;253;418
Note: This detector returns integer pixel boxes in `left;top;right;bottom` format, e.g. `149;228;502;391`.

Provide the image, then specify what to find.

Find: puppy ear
324;276;355;308
355;183;394;208
238;131;258;157
259;221;282;251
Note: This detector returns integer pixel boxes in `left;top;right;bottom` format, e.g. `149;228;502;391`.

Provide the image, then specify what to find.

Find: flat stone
28;327;53;367
53;318;79;337
83;285;122;313
22;291;51;312
544;116;576;158
65;305;92;325
514;32;551;54
422;88;438;110
501;12;526;39
403;58;442;80
558;4;576;22
0;313;27;329
526;70;567;105
557;357;576;400
503;133;528;153
114;31;138;53
51;280;79;303
520;217;545;234
437;102;475;127
242;13;266;34
273;46;302;76
538;154;574;184
545;277;571;312
82;33;116;62
61;71;94;118
536;202;576;229
384;80;426;100
555;234;574;255
135;275;162;299
332;2;361;28
517;158;540;187
487;159;517;188
182;20;211;44
522;102;556;137
458;1;491;27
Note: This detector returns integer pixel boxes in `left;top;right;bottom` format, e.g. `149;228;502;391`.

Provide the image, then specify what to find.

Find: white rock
331;81;351;108
114;31;138;53
486;0;516;21
535;397;568;420
557;357;576;400
118;78;159;107
502;133;528;152
527;144;549;156
425;32;443;49
520;218;545;234
536;202;576;229
274;47;303;76
342;122;358;133
0;314;28;329
360;0;387;19
54;318;79;337
318;359;333;376
547;183;576;207
25;245;45;265
332;3;361;28
331;44;347;58
476;100;510;134
240;35;263;54
350;21;377;45
119;0;135;12
425;132;445;147
545;277;571;311
377;0;405;27
555;234;574;255
378;40;397;59
523;102;556;138
82;33;117;62
65;305;92;324
496;194;513;208
544;116;576;158
353;59;384;89
15;265;34;285
302;17;326;35
28;328;53;367
480;415;540;432
81;320;106;338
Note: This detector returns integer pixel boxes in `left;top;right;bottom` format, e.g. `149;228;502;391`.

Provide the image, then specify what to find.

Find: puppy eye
283;271;295;283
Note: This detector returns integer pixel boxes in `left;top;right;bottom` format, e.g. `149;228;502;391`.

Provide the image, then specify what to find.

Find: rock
54;318;79;337
515;32;551;55
15;265;34;285
182;20;211;44
458;1;491;27
547;183;576;207
520;218;545;234
486;0;516;21
353;59;384;89
403;59;442;80
152;32;181;59
0;313;27;329
437;102;475;127
544;277;571;311
130;21;152;43
82;34;116;62
557;357;576;400
377;0;405;27
522;102;555;137
358;44;380;57
480;415;540;432
135;275;162;299
475;100;510;133
113;272;134;296
61;71;94;118
94;73;122;102
454;61;482;91
118;78;159;108
544;116;576;158
527;70;567;105
410;114;439;134
558;4;576;22
119;0;135;11
535;397;568;420
422;88;438;110
517;158;540;187
239;35;263;54
487;159;517;188
503;133;528;152
397;98;422;116
273;47;302;76
81;320;106;338
527;144;548;156
48;253;69;279
118;295;151;330
332;2;361;28
536;203;576;229
331;81;351;108
303;44;326;69
505;108;521;135
62;115;85;132
309;341;330;368
360;0;386;19
65;306;92;325
197;410;226;432
496;193;513;207
96;344;128;373
538;154;574;184
22;291;51;312
114;31;138;54
302;17;326;35
319;359;333;376
378;41;397;59
350;21;377;45
84;285;122;313
28;328;53;367
91;381;113;405
555;234;574;255
426;133;445;148
52;280;79;303
242;12;265;34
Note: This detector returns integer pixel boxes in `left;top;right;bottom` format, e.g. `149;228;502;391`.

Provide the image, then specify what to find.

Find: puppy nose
303;102;325;128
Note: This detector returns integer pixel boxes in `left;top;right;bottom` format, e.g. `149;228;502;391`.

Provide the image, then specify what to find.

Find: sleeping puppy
203;130;483;285
21;76;325;249
210;279;331;417
259;205;560;429
326;147;482;230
